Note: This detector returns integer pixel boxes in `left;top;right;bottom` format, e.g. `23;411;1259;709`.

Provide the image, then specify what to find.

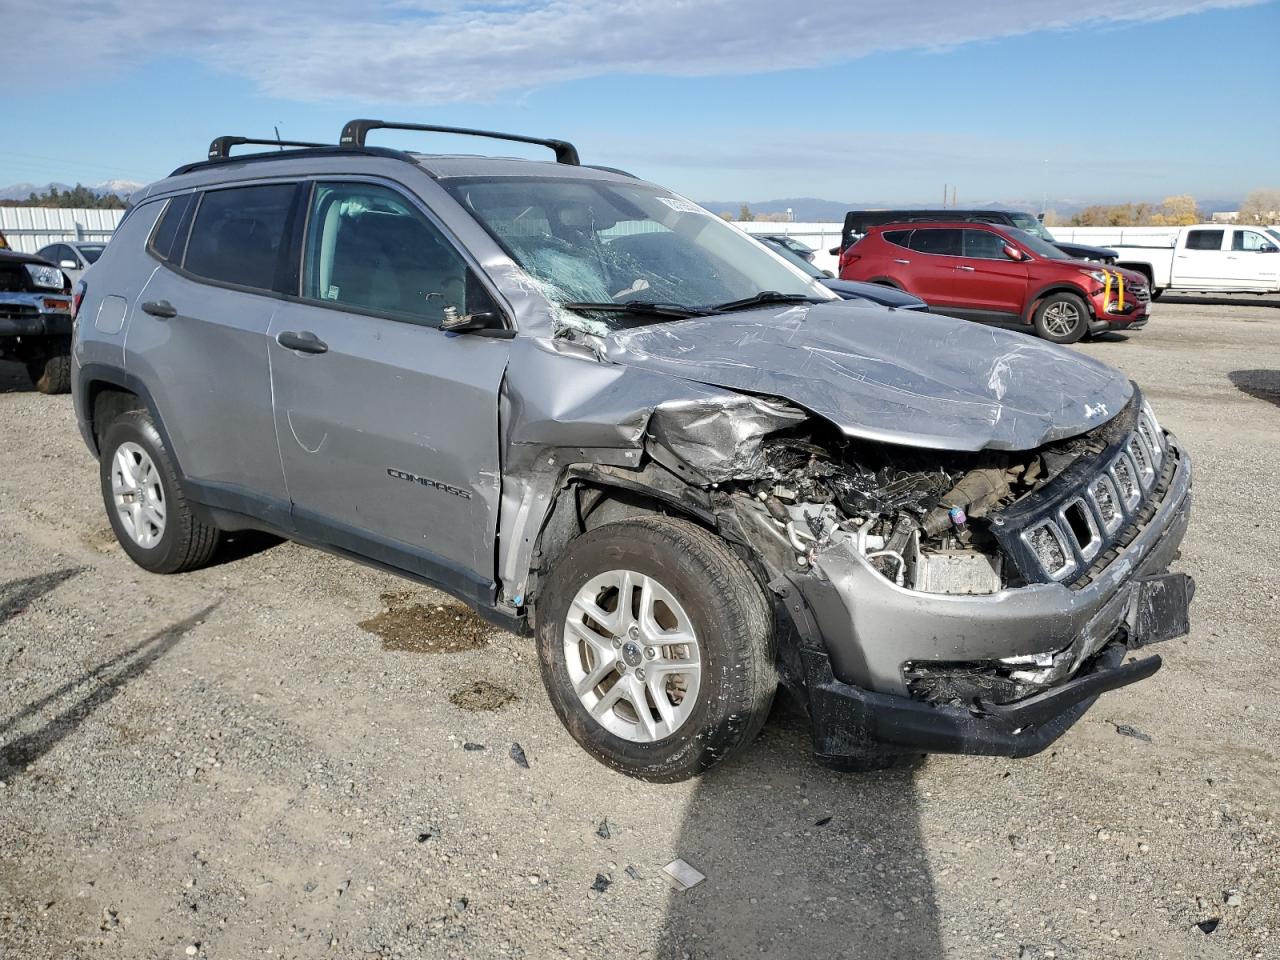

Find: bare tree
1237;189;1280;225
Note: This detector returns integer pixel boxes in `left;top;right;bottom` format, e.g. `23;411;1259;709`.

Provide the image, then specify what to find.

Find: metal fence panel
0;207;127;253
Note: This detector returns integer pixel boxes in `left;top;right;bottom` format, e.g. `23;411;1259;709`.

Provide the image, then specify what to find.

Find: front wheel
1032;292;1088;344
536;515;776;782
27;350;71;394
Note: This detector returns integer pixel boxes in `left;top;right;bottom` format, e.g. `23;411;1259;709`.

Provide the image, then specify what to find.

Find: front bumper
782;433;1193;759
0;292;72;338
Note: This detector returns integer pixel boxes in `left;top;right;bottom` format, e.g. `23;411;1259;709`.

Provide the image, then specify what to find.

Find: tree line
0;184;129;209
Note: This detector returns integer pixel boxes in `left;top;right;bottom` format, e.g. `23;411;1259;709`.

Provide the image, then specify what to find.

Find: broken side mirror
441;308;500;334
1003;244;1024;261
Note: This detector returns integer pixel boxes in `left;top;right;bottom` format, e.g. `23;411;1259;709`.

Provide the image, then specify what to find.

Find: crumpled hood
600;301;1134;452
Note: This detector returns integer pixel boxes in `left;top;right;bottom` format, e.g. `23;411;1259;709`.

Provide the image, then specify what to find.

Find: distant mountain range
0;179;145;201
698;196;1243;222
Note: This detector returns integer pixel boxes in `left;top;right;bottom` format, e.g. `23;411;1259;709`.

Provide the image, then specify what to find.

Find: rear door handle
893;258;911;264
141;299;177;319
956;265;976;271
276;330;328;355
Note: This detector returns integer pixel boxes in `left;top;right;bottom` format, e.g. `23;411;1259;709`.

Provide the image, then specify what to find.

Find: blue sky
2;0;1276;205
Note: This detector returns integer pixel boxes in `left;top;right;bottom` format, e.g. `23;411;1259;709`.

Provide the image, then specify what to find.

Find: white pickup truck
1050;224;1280;298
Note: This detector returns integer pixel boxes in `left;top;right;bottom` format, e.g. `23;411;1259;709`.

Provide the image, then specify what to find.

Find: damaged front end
641;385;1194;763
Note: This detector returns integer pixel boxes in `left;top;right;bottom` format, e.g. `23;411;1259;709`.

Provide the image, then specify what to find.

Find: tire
1032;292;1088;344
27;351;71;394
1150;287;1164;301
536;515;775;782
99;409;221;574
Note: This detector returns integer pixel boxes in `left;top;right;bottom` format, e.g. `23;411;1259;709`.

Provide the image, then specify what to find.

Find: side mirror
441;309;500;334
829;246;842;256
822;269;835;278
1002;244;1024;261
59;259;78;270
1260;244;1279;253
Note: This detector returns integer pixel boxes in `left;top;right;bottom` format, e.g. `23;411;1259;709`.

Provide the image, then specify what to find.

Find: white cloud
9;0;1260;103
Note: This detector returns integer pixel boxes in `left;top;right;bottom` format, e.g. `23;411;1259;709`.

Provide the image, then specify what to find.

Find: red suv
840;222;1150;343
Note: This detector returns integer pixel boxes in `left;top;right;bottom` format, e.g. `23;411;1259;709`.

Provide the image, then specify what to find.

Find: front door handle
141;299;177;319
276;330;328;355
956;265;976;271
893;258;911;264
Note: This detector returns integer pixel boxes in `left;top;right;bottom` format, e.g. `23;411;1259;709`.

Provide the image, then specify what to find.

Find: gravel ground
1;297;1277;960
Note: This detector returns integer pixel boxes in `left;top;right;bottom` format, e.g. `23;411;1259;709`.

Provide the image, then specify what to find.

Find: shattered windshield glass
444;176;832;330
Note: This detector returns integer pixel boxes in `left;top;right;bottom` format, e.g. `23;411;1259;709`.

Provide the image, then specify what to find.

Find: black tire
536;515;775;782
1150;287;1164;301
27;351;71;394
1032;292;1089;344
99;410;221;574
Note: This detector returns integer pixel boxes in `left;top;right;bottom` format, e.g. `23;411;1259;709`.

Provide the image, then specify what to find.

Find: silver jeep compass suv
72;122;1194;781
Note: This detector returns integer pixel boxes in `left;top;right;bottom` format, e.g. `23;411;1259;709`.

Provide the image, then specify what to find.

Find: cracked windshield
445;177;833;330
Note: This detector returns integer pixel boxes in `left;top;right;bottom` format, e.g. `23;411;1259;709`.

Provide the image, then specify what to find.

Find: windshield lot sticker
656;196;707;215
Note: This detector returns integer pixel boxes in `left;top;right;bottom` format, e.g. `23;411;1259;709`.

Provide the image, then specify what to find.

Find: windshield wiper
709;291;824;313
561;300;704;319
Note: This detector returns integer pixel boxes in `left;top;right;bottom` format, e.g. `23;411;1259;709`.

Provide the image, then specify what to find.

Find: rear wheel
27;349;71;394
99;410;222;573
536;515;775;782
1032;292;1088;344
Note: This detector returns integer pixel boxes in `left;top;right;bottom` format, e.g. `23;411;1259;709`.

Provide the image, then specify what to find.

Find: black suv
835;209;1117;264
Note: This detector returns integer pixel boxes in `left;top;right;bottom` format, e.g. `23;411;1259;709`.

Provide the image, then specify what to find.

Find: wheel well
1117;262;1155;286
869;277;902;289
1027;285;1093;323
88;383;144;453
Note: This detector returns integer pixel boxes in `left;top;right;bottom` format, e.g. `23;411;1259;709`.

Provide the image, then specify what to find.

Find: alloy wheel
1042;301;1082;338
111;441;167;548
563;569;702;743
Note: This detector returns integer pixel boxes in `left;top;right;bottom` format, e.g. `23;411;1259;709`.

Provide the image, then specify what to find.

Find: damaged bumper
781;433;1193;759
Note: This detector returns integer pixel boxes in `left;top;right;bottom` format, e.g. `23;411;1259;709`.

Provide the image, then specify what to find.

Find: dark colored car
757;235;928;310
841;222;1150;343
758;234;816;262
0;248;74;392
834;209;1118;264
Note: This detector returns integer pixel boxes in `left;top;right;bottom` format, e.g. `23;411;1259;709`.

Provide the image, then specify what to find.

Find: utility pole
943;184;948;208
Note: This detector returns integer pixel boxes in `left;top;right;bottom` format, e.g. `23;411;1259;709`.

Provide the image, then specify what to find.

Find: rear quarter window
147;193;197;263
882;229;912;249
1185;229;1224;251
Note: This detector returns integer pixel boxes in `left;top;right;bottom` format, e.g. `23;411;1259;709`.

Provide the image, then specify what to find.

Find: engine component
914;550;1003;595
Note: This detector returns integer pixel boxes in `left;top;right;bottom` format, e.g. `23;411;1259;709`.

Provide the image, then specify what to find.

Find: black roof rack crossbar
340;119;580;166
208;136;331;161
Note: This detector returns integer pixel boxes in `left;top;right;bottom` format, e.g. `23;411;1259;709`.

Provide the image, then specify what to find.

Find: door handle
276;330;328;355
141;299;177;319
893;258;911;264
956;265;976;271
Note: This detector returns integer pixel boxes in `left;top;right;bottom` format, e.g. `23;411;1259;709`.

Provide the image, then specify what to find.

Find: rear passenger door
902;228;964;308
267;180;510;602
1223;228;1280;290
1174;228;1229;287
129;184;296;523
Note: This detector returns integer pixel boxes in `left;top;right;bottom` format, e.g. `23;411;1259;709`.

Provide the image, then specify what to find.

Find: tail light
72;280;86;320
838;248;862;275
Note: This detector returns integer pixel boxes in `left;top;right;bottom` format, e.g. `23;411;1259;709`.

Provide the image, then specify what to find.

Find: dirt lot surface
1;296;1277;959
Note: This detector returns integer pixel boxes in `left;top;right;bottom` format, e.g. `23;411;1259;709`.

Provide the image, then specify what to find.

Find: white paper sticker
656;196;708;215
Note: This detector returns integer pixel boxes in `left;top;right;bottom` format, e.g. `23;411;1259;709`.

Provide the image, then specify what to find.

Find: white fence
0;207;127;254
1048;226;1180;249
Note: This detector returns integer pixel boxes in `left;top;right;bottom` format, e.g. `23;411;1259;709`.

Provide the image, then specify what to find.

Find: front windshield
1267;228;1280;246
78;245;105;264
1009;228;1070;260
444;177;830;325
1008;213;1055;242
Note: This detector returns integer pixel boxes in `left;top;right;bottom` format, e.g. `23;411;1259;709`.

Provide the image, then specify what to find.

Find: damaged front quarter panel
646;394;807;483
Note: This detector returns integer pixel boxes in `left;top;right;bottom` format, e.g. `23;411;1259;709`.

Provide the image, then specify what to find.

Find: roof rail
207;136;331;161
339;119;580;166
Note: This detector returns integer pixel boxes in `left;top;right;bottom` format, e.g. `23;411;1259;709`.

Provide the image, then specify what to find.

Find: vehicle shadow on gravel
1159;294;1280;309
1227;370;1280;409
0;602;218;777
0;359;34;393
656;697;942;960
0;566;84;627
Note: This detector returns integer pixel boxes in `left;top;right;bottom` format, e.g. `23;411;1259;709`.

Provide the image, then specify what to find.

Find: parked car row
0;247;74;392
66;122;1194;782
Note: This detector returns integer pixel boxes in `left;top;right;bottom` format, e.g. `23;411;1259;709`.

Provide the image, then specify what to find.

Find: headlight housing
1080;269;1109;285
24;263;65;291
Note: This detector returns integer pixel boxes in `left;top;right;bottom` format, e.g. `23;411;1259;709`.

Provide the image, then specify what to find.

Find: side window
962;229;1010;259
1232;230;1271;252
303;182;491;326
1185;229;1224;251
183;184;296;291
908;228;962;257
882;229;912;249
147;194;197;263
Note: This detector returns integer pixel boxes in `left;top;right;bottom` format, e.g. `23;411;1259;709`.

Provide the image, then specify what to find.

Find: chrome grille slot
1062;498;1102;561
1021;521;1075;581
1087;474;1124;534
1110;453;1141;510
1128;437;1155;489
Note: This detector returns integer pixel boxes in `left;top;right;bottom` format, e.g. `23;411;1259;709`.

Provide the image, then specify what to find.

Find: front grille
991;393;1174;587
